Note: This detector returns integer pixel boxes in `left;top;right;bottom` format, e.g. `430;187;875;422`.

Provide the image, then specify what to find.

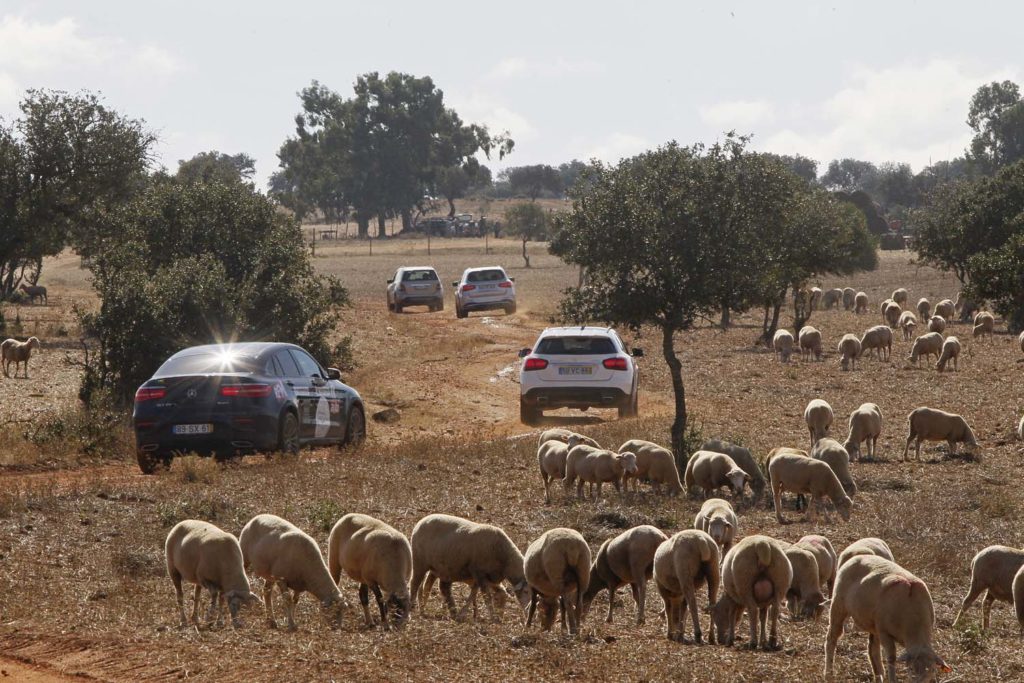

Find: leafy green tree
558;160;592;192
965;233;1024;331
502;164;563;200
177;151;256;185
875;162;918;210
765;153;819;184
504;202;549;267
967;81;1024;172
821;158;879;194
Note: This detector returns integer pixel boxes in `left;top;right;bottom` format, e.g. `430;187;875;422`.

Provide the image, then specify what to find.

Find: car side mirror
509;277;516;282
632;348;644;358
387;278;394;284
518;348;531;358
452;282;458;288
326;367;342;380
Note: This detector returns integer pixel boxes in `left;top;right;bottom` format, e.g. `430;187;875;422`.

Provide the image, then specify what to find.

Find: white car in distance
518;326;642;425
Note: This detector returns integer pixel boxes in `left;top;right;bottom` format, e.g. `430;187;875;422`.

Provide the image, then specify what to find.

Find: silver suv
453;266;516;318
387;267;444;313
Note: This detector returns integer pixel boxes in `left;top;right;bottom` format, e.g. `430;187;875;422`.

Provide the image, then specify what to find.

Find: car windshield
467;269;506;283
536;337;617;355
403;269;438;282
154;351;260;377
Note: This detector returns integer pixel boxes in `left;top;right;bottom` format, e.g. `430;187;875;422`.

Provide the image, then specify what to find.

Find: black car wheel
279;411;300;455
343;405;366;447
456;303;467;319
505;303;517;315
394;302;403;314
520;399;540;426
618;390;639;419
136;450;171;475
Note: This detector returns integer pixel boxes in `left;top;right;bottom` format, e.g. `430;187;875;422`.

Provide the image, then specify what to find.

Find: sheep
538;440;570;504
927;315;946;334
713;535;792;650
902;406;980;461
239;514;346;631
1014;565;1024;635
561;443;605;498
884;301;903;329
854;291;868;314
617;439;683;495
327;513;412;629
409;514;530;621
825;555;950;683
538;428;599;449
844;402;882;461
798;326;823;361
772;328;795;363
952;545;1024;630
822;288;844;309
19;283;47;304
837;537;895;571
761;446;808;473
810;286;822;310
908;332;944;366
1;337;41;379
769;452;853;524
917;297;931;320
859;325;893;361
784;543;826;620
563;449;638;500
810;438;857;496
1020;329;1024;354
701;438;767;499
524;528;591;635
165;519;261;629
694;498;738;554
684;450;751;499
898;310;918;341
934;298;955;320
842;287;856;311
581;525;668;625
892;288;909;307
804;398;834;447
935;336;961;373
838;334;861;371
795;534;838;596
973;311;995;339
1019;414;1024;441
654;529;721;644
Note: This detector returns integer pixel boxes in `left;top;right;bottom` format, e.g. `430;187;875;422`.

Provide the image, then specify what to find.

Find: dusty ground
2;243;1024;681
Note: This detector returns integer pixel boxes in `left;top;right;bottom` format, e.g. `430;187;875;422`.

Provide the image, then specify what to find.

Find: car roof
168;342;302;361
397;266;437;271
537;326;617;338
462;266;507;274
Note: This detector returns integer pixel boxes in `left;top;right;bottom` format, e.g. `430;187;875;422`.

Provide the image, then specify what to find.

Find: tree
967;81;1024;172
821;158;879;194
177;151;256;185
965;233;1024;331
502;164;563;200
558;159;592;192
504;203;549;267
875;162;918;210
765;153;819;184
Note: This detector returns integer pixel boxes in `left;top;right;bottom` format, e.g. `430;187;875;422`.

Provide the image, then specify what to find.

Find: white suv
517;326;642;425
453;266;516;318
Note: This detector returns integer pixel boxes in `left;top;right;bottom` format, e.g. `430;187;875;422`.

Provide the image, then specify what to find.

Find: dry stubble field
2;242;1024;682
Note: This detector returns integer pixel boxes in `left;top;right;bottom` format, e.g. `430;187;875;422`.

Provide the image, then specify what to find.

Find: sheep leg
595;482;602;500
707;571;719;645
768;599;780;650
947;439;957;458
982;591;994;630
526;590;538;628
879;632;898;683
954;582;985;627
191;584;202;626
278;582;297;631
543;474;551;504
773;483;788;524
421;573;436;609
606;586;616;624
576;480;584;500
915;438;922;461
758;605;769;649
358;583;373;626
662;596;677;640
262;583;277;628
558;595;568;633
439;580;458;618
684;584;702;644
205;588;220;626
171;572;187;628
370;584;389;630
631;579;646;626
824;605;845;678
901;432;913;461
409;565;427;611
744;603;760;650
458;582;480;622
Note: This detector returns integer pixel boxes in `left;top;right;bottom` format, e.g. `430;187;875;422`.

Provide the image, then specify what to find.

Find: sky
1;1;1021;188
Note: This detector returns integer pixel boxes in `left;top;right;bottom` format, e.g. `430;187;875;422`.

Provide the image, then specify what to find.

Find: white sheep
783;543;826;620
1019;330;1024;354
804;398;834;447
327;513;412;629
684;450;751;499
617;439;683;495
917;297;931;320
712;535;792;650
973;311;995;339
898;310;918;341
538;440;570;503
581;525;668;625
935;336;961;372
1019;415;1024;441
701;438;767;499
842;287;856;311
859;325;893;361
844;402;882;461
934;298;955;320
952;545;1024;631
798;326;823;361
892;288;909;307
884;301;903;329
927;315;946;333
822;288;844;309
772;328;795;363
810;438;857;496
654;529;721;644
769;452;853;524
825;555;950;682
563;449;638;500
524;528;591;635
694;497;738;554
854;291;868;314
239;514;346;630
795;534;838;596
838;334;861;371
837;537;894;571
810;286;823;310
165;519;261;629
908;331;944;366
538;428;599;449
409;513;530;620
1;337;41;379
902;406;979;461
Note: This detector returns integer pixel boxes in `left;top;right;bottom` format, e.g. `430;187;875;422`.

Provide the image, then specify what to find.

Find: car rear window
402;269;438;282
154;352;259;377
467;269;507;283
536;337;617;355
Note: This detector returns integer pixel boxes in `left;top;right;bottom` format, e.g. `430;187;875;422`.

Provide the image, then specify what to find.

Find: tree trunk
720;302;731;329
377;214;387;239
357;213;370;239
760;298;783;346
661;324;688;464
401;208;412;233
522;238;530;268
446;196;456;218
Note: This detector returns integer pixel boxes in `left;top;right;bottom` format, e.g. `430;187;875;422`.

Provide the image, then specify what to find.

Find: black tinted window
467;269;506;283
154;352;258;377
402;269;438;282
536;337;617;355
290;350;323;378
275;351;301;377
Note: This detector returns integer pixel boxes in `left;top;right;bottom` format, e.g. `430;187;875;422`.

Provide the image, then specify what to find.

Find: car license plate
559;366;593;376
173;423;213;435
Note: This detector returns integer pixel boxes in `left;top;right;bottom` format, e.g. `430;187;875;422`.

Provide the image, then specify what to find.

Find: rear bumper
396;294;443;306
134;413;279;456
522;387;629;410
460;297;514;312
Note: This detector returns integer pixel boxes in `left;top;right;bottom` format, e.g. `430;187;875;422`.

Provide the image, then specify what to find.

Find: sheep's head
27;337;41;349
711;594;739;645
836;496;853;521
226;589;263;627
899;649;951;682
707;518;731;547
618;452;638;475
567;434;582;449
799;591;826;620
387;592;411;628
726;468;749;496
320;593;347;628
840;355;850;371
510;578;532;611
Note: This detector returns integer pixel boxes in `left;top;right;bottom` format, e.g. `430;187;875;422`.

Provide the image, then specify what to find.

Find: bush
26;394;130;460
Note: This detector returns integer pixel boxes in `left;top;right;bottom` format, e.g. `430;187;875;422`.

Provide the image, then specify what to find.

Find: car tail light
399;284;407;293
135;387;167;402
220;384;273;398
603;357;629;371
523;358;548;371
498;281;513;288
461;284;476;292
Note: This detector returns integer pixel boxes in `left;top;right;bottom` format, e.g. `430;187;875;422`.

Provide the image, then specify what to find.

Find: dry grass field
2;241;1024;682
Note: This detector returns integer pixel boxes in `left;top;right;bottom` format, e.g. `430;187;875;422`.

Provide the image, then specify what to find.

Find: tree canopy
501;164;564;200
504;202;550;267
177;151;256;185
967;80;1024;172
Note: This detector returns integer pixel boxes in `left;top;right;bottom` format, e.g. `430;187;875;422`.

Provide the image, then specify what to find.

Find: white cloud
584;132;649;163
0;72;19;111
486;56;602;80
0;16;107;70
447;91;536;140
699;99;775;129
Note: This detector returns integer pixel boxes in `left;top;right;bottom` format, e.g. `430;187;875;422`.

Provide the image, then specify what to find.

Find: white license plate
558;366;593;376
173;423;213;435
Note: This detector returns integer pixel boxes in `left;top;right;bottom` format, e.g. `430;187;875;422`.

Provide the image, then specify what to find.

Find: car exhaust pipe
231;440;253;448
140;443;159;452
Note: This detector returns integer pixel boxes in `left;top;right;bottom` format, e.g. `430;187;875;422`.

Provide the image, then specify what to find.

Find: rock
372;408;401;424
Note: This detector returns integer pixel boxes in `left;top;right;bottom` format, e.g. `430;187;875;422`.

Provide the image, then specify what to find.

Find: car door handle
285;381;295;387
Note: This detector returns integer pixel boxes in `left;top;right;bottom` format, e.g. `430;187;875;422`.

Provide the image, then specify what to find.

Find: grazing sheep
934;298;955;320
581;525;668;625
769;453;853;524
563;449;638;500
902;407;979;461
844;402;882;461
822;288;844;309
898;310;918;341
1019;415;1024;441
772;328;795;363
694;498;738;554
860;325;893;361
927;315;946;334
524;528;591;635
810;286;822;310
795;535;838;596
701;438;766;499
761;446;808;473
804;398;834;447
654;530;721;644
1020;330;1024;354
854;291;868;314
838;334;861;371
798;326;823;361
19;283;47;304
973;311;995;339
917;297;931;320
684;450;751;499
892;288;909;307
617;439;683;495
825;555;950;683
952;545;1024;630
239;514;346;630
327;513;412;629
538;428;599;449
538;440;570;504
409;514;530;620
879;298;894;318
810;438;857;496
908;332;944;366
1;337;41;379
935;336;961;373
884;301;902;329
713;535;792;650
842;287;856;311
837;537;895;571
784;544;826;620
1013;565;1024;635
165;520;261;629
